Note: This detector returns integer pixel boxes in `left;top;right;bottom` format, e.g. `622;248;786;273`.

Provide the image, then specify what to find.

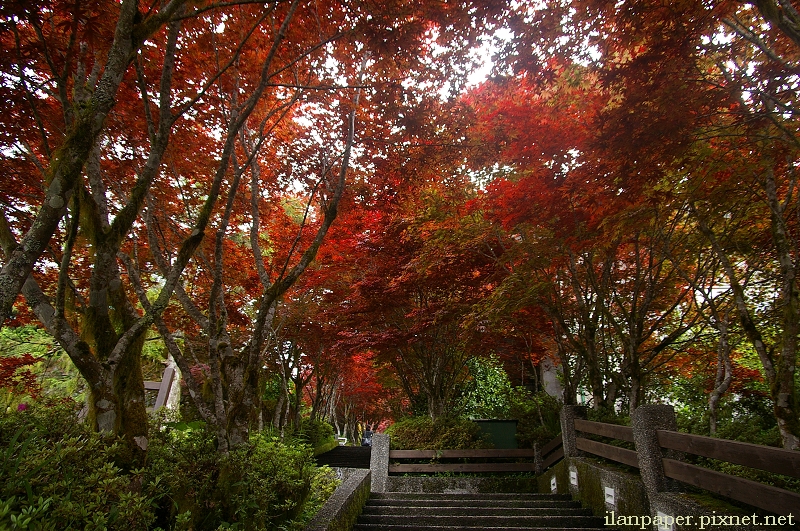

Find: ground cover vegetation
2;0;800;527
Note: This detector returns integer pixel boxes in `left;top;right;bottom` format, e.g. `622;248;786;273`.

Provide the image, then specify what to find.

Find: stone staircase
352;492;612;530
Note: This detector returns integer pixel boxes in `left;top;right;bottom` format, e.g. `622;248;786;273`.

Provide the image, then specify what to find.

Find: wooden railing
144;366;176;411
657;430;800;517
575;419;638;468
388;433;564;475
574;417;800;516
540;432;564;470
389;449;539;474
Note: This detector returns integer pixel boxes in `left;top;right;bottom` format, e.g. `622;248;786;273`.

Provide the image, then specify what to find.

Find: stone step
355;491;616;530
368;492;572;501
355;514;605;527
361;505;593;517
353;526;612;531
365;498;581;508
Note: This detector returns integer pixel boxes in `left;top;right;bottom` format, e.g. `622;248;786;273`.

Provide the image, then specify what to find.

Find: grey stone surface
541;355;564;399
540;457;786;531
369;433;389;493
304;468;371;531
353;491;601;530
386;475;540;494
631;404;679;496
560;405;588;458
649;492;787;531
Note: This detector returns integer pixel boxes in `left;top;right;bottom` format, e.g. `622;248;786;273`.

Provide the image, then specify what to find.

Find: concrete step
354;491;615;530
361;505;593;517
365;498;581;508
355;514;605;527
353;526;612;531
368;492;572;501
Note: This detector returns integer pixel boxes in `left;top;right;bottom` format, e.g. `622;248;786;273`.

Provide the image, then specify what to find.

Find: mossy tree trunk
0;0;189;327
0;1;192;468
693;167;800;450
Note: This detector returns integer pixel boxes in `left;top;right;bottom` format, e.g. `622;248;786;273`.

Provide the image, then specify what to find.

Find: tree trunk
764;168;800;449
708;316;733;436
586;347;607;410
694;196;799;449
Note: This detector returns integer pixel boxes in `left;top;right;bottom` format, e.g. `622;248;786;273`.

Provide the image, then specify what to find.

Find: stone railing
304;468;371;531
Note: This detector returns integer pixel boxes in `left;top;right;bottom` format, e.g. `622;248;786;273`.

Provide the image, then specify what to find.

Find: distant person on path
361;425;373;446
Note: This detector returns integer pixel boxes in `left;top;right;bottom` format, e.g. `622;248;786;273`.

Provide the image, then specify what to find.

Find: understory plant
510;389;562;449
385;416;492;450
0;400;156;531
0;402;337;531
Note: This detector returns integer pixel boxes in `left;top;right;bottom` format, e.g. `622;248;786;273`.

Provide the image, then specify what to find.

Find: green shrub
296;418;335;448
145;420;222;530
458;355;513;419
1;403;335;531
295;466;340;527
0;401;156;531
509;389;562;449
219;434;316;529
386;416;492;450
146;421;322;531
586;405;630;426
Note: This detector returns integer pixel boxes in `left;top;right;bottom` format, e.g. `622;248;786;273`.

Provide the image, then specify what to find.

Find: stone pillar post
369;433;390;493
631;404;680;496
533;442;543;475
560;405;588;458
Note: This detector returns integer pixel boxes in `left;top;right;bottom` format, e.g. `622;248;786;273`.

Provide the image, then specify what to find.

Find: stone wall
304;468;371;531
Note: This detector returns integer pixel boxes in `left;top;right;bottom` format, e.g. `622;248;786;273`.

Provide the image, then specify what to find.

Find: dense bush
457;355;513;419
0;401;156;531
0;402;338;531
146;418;338;531
295;418;336;449
385;416;492;450
509;389;562;449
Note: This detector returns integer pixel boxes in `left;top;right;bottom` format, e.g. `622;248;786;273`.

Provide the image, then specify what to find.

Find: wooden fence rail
144;366;176;411
540;433;564;470
661;459;799;517
388;448;539;474
656;430;800;478
574;419;638;468
572;416;800;516
387;434;565;475
380;410;799;516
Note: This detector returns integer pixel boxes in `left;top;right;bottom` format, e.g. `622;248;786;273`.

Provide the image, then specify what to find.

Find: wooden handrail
388;446;548;475
662;459;800;516
576;437;639;468
389;463;539;473
144;366;176;410
575;419;634;442
656;430;800;479
571;417;800;516
389;449;536;459
541;445;564;469
540;433;563;456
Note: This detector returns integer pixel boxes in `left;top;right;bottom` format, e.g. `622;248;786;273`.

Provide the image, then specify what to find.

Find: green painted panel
474;419;518;449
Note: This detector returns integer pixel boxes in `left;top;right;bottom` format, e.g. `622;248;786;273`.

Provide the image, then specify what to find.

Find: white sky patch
467;28;514;87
